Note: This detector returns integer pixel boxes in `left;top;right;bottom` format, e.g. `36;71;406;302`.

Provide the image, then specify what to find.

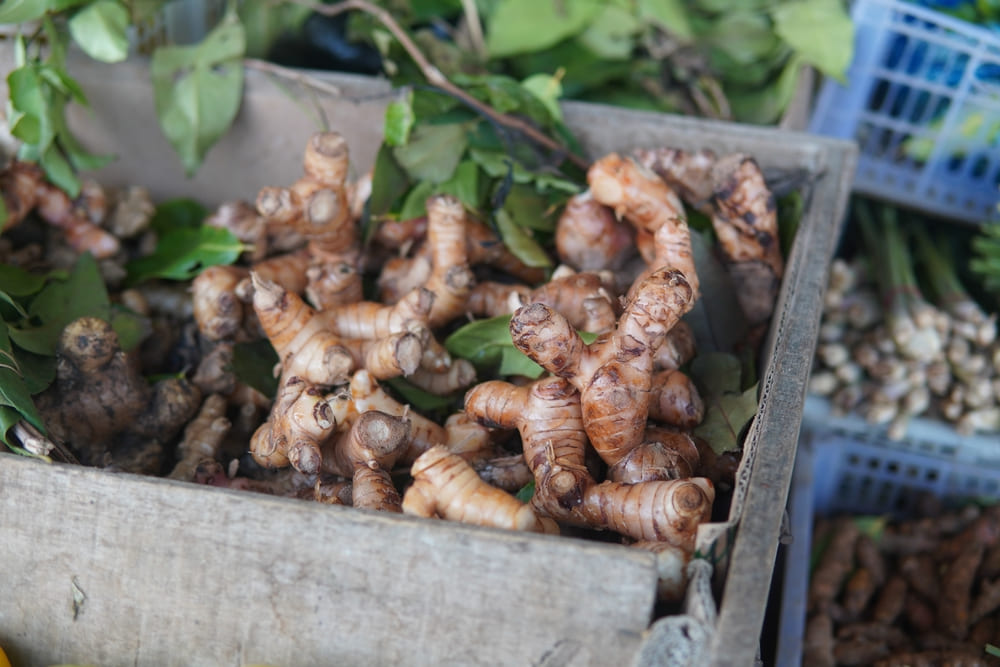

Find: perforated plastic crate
809;0;1000;223
776;399;1000;665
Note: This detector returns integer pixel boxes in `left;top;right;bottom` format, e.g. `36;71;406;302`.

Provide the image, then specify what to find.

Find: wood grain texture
0;455;656;667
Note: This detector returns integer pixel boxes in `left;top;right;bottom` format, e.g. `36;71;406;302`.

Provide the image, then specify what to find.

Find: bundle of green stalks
809;200;1000;439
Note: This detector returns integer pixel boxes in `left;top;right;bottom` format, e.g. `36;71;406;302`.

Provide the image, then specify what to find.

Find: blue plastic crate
776;399;1000;665
810;0;1000;223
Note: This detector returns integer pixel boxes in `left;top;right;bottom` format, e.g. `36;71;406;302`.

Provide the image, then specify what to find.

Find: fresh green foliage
690;352;759;454
9;253;148;355
0;252;151;453
149;198;210;233
125;225;245;284
0;322;46;436
683;230;749;354
352;0;853;125
5;28;113;197
515;480;535;503
485;0;604;58
445;314;545;379
383;376;457;411
367;70;582;265
124;197;243;284
987;644;1000;658
150;8;246;176
230;339;280;398
770;0;853;83
68;0;129;63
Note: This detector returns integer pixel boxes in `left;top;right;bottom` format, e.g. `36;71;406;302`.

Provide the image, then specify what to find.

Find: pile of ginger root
1;129;784;602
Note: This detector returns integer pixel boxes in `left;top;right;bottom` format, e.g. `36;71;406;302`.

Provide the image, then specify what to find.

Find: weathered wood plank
0;455;656;667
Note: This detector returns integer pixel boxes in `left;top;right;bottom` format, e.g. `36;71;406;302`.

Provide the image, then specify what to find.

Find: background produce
809;196;1000;440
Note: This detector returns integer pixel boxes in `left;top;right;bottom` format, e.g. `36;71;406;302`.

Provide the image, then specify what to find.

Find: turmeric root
251;273;358;386
34;316;201;471
555;190;636;273
586;153;699;303
808;517;860;613
249;375;337;473
328;370;448;465
325;410;410;512
709;153;784;335
648;369;705;429
464;376;714;547
0;161;120;258
632;147;718;217
631;540;692;602
510;267;693;467
255;131;355;259
168;394;231;481
403;445;557;533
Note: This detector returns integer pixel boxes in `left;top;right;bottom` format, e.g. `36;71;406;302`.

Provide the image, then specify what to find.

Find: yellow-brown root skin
403;446;553;533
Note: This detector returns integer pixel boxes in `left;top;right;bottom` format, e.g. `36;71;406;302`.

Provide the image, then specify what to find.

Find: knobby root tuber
35;316;201;473
0;161;120;258
403;445;558;533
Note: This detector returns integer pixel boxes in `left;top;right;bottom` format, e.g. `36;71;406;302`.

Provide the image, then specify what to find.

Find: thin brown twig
291;0;589;170
244;58;344;99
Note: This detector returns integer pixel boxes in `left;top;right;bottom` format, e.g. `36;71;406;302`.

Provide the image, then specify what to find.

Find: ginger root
403;445;557;534
35;316;201;472
1;161;120;258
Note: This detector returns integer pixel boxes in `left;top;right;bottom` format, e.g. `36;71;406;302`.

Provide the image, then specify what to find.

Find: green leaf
486;0;603;57
444;314;545;379
149;198;209;233
576;3;641;60
693;383;758;454
495;209;552;269
515;480;535;503
383;377;456;411
367;144;411;219
690;352;758;454
520;73;563;123
503;183;555;232
469;148;534;184
0;0;60;23
384;92;415;147
125;225;244;284
705;10;779;66
150;10;246;176
40;144;81;197
0;263;48;297
987;645;1000;659
7;66;49;145
398;181;437;221
771;0;853;83
69;0;130;63
637;0;693;41
8;254;110;355
436;160;481;211
727;55;803;125
0;323;45;432
392;122;469;183
230;339;279;398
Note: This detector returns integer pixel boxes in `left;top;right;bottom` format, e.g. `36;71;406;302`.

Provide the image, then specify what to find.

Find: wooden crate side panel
0;455;655;667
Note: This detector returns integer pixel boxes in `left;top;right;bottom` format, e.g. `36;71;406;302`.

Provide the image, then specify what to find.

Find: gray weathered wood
0;454;656;667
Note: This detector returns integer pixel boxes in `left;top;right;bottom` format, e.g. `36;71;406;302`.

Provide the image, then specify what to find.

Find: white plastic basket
809;0;1000;223
776;400;1000;665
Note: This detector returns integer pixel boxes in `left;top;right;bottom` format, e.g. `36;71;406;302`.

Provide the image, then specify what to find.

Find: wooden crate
0;55;857;666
